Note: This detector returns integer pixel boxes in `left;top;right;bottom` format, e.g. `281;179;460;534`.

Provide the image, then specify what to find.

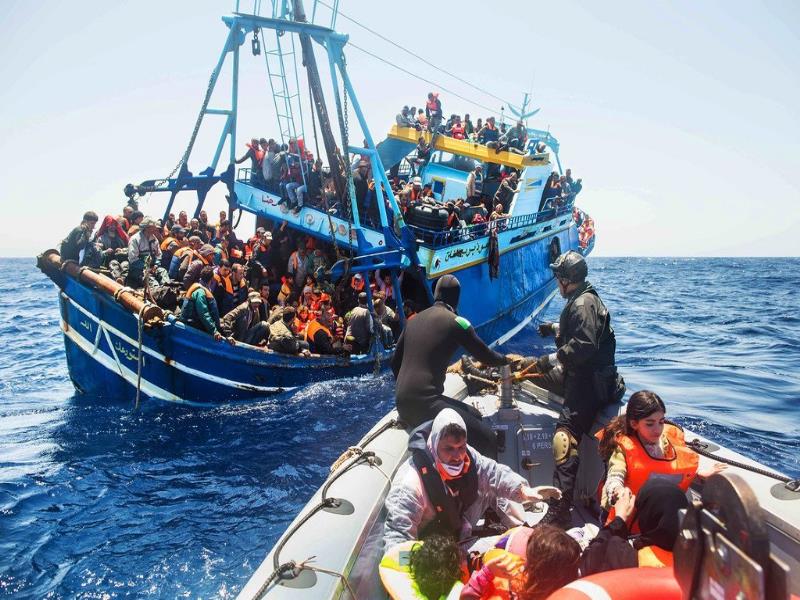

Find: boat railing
408;204;574;248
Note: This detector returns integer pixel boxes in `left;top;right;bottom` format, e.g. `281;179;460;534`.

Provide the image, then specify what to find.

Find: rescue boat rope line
316;0;514;108
252;418;402;599
687;439;799;491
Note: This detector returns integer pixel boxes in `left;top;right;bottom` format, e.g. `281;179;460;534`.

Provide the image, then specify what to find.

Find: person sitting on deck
380;533;465;600
448;115;465;140
182;243;215;290
220;291;269;347
383;408;561;552
268;307;311;356
477;116;499;145
396;105;418;129
119;205;134;232
391;274;509;459
415;108;428;130
463;114;475;139
597;390;726;519
496;120;528;155
88;215;129;280
179;265;227;342
126;211;144;236
295;159;323;209
209;259;247;317
159;224;187;270
489;204;509;231
460;524;580;599
304;305;340;355
127;217;168;288
170;235;203;281
344;292;375;354
579;479;689;575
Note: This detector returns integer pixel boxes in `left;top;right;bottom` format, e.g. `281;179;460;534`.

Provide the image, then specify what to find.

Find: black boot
537;497;572;530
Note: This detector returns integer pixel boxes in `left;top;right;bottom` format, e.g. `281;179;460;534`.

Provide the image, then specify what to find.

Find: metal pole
291;0;348;204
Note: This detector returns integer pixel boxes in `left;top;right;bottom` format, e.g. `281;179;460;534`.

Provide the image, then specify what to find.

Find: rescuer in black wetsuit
533;251;624;527
392;274;509;459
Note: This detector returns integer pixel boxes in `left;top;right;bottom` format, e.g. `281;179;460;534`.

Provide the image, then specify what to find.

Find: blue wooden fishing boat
38;1;594;404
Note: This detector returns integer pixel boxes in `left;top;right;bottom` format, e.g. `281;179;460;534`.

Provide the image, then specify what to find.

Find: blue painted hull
44;213;580;405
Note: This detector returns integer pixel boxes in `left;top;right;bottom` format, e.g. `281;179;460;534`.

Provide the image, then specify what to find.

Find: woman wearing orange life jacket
597;391;725;529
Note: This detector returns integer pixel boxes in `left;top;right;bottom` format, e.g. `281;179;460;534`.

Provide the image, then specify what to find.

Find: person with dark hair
220;291;269;346
533;251;624;528
383;409;560;553
344;292;375;354
182;243;215;290
179;265;225;341
425;92;443;132
379;533;464;599
579;479;690;575
461;524;581;599
392;274;510;459
597;390;724;516
268;307;310;356
60;211;99;262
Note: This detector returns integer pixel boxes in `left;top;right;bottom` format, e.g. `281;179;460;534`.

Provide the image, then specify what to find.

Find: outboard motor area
675;472;793;600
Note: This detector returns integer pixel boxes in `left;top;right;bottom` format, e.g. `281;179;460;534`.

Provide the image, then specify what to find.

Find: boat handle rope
134;304;146;411
251;418;403;600
687;439;800;492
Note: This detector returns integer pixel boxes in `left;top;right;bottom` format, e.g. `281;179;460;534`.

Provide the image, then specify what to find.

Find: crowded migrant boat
52;92;590;363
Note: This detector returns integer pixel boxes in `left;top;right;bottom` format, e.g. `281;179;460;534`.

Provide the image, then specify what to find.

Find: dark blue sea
1;257;798;598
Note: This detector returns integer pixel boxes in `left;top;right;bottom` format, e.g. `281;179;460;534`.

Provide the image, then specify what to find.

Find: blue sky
1;0;798;256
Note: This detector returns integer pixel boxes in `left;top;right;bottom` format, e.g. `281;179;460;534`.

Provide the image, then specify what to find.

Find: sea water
0;257;798;598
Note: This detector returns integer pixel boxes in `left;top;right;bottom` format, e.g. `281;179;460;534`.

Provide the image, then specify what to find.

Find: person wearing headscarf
578;479;689;575
391;274;509;459
383;409;560;552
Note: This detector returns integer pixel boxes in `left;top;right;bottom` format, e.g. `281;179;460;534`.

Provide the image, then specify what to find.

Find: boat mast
291;0;348;205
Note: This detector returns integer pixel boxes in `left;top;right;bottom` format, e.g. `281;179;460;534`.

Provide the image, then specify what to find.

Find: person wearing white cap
383;408;561;550
126;217;167;287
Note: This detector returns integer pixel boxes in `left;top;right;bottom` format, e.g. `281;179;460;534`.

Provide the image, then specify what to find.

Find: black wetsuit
539;280;620;505
392;275;507;458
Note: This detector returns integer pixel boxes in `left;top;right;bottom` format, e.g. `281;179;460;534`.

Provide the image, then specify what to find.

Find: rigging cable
316;0;514;109
346;41;502;119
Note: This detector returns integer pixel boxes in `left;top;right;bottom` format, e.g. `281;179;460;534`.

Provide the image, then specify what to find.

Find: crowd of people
380;253;725;599
59;207;406;357
235;92;582;240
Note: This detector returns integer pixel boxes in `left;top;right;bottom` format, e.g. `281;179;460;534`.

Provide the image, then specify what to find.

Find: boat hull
45;212;580;404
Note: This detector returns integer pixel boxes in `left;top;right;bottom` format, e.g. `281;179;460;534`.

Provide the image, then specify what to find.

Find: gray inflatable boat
237;374;800;599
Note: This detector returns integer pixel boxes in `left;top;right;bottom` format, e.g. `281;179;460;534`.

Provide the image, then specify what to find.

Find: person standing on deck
60;211;99;262
533;251;624;527
391;274;510;459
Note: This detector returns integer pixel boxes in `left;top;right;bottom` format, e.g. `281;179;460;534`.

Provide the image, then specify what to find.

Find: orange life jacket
247;142;265;164
213;273;234;295
173;246;195;259
638;544;673;568
184;282;213;300
598;424;698;527
304;319;332;343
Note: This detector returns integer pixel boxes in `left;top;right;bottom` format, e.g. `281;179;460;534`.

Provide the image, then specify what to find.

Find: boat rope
134;304;146;411
686;439;800;492
316;0;513;109
252;418;403;599
113;286;136;302
296;557;358;598
347;41;502;119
